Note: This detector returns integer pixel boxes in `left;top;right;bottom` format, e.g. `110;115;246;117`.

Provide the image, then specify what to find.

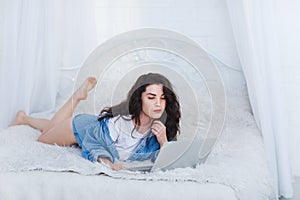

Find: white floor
280;177;300;200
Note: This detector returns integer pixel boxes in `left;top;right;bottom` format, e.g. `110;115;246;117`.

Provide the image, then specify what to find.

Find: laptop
120;136;211;172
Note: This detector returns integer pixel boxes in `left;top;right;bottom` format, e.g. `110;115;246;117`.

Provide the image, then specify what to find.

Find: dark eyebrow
146;93;164;96
146;93;156;96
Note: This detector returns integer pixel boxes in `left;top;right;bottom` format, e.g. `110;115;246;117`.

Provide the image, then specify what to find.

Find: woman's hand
151;120;168;148
98;157;126;171
110;163;126;171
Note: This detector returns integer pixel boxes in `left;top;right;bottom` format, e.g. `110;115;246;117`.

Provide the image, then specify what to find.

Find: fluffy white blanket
0;111;275;200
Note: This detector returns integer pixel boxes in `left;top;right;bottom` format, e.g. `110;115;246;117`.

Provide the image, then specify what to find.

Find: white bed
0;30;276;199
0;93;275;199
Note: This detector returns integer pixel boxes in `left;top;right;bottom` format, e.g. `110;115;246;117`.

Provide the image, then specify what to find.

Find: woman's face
140;84;166;120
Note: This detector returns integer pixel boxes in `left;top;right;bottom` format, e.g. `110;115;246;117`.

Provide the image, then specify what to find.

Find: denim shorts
72;114;100;148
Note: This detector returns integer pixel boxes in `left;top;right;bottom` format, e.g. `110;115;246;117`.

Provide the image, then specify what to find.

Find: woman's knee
37;134;50;144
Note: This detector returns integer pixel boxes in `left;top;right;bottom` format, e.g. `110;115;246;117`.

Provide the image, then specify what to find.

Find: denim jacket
80;117;160;163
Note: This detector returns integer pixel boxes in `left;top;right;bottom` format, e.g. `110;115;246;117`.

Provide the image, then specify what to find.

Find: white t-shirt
107;115;151;161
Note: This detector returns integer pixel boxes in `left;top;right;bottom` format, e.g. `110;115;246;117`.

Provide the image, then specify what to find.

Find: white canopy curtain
226;0;293;199
0;0;96;129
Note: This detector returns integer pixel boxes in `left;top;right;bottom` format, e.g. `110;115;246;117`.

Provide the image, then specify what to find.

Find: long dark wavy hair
98;73;181;141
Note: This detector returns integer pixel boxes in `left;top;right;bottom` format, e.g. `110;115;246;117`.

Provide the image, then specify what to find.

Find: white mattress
0;85;276;200
0;171;237;200
0;121;275;200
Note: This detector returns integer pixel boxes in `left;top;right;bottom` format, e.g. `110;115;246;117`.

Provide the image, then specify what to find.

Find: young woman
11;73;181;170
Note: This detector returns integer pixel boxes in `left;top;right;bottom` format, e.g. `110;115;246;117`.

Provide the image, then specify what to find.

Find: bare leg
41;77;97;135
37;117;76;146
9;111;50;132
9;77;96;133
10;77;96;146
10;111;75;146
37;77;96;146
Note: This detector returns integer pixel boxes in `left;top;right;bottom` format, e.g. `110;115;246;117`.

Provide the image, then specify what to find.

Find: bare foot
9;110;28;127
73;77;97;101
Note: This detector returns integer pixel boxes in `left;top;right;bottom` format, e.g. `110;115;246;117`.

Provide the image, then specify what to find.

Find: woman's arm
97;157;126;171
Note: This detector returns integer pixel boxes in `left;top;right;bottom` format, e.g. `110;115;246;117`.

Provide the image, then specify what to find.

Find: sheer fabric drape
0;0;96;129
226;0;293;198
